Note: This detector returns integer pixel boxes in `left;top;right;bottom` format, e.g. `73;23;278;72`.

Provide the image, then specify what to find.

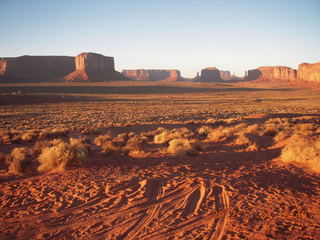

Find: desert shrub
0;130;14;143
274;129;293;142
6;147;33;174
234;133;252;146
197;126;214;136
206;126;235;143
294;123;317;133
113;133;129;147
37;138;89;173
167;139;197;156
39;128;69;139
100;140;119;155
20;131;38;142
94;134;112;146
280;134;320;173
154;128;193;144
244;124;260;134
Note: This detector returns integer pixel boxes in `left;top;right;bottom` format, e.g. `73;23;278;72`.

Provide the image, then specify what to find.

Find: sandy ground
0;82;319;239
1;122;319;239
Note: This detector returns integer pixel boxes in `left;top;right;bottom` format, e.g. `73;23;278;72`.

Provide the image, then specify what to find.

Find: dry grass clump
280;134;320;173
206;126;236;143
154;128;193;144
94;134;112;147
274;129;294;142
197;126;214;136
37;138;89;173
6;147;33;174
39;128;69;139
167;139;197;156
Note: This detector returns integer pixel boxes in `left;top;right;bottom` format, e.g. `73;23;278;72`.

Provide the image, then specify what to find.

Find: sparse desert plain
0;81;319;240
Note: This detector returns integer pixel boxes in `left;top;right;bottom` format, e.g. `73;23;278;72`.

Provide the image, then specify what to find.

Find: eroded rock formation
197;67;222;82
220;70;231;81
121;69;181;81
63;53;116;81
246;66;297;81
0;55;74;82
298;62;320;82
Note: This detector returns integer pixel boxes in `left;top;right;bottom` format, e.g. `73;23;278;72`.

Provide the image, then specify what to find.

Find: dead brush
154;127;193;144
6;147;33;174
280;134;320;173
37;138;89;173
39;128;69;139
167;138;198;156
206;126;236;143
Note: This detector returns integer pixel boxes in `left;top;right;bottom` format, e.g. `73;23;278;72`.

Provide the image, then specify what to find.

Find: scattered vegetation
37;138;89;173
280;134;320;173
6;147;33;174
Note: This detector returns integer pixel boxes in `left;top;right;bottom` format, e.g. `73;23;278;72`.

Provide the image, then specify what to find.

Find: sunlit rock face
246;66;297;81
197;67;222;82
298;62;320;82
0;55;74;82
121;69;181;81
63;52;117;81
220;70;231;80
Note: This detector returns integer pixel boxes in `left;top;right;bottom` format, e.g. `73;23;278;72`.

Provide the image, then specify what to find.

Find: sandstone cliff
197;67;222;82
63;52;116;81
298;62;320;82
220;70;231;80
246;66;297;81
0;55;74;82
121;69;181;81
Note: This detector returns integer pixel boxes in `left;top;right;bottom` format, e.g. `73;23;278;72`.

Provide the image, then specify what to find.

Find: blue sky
1;0;319;77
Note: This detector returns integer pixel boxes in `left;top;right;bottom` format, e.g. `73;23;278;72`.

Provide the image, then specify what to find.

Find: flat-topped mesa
298;62;320;82
246;66;297;81
63;52;116;81
197;67;222;82
0;55;74;82
121;69;181;81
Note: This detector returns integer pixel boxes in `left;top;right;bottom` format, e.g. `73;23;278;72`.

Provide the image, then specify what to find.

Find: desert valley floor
0;81;319;240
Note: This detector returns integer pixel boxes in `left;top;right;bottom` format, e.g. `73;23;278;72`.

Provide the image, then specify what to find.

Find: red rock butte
121;69;181;82
0;52;125;82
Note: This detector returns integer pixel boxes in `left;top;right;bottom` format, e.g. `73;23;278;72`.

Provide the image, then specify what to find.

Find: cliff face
121;69;181;81
246;66;297;81
0;56;74;82
197;67;222;82
63;53;116;81
298;62;320;82
220;70;231;81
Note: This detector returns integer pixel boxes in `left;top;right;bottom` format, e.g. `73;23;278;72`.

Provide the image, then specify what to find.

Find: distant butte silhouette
0;52;319;83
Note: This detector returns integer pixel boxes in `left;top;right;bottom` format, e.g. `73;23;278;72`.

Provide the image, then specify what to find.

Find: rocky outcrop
63;52;116;81
246;66;297;81
121;69;181;81
197;67;222;82
0;55;74;82
298;62;320;82
220;70;231;81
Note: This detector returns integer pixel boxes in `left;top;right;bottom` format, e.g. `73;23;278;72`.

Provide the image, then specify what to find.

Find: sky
1;0;319;77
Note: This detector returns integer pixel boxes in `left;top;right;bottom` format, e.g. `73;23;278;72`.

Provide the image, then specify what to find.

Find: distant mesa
246;66;296;81
121;69;181;82
0;52;125;82
298;62;320;82
195;67;222;82
0;55;74;82
63;52;121;82
245;63;320;83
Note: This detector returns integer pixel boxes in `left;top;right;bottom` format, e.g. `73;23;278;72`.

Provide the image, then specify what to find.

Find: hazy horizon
1;0;320;77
